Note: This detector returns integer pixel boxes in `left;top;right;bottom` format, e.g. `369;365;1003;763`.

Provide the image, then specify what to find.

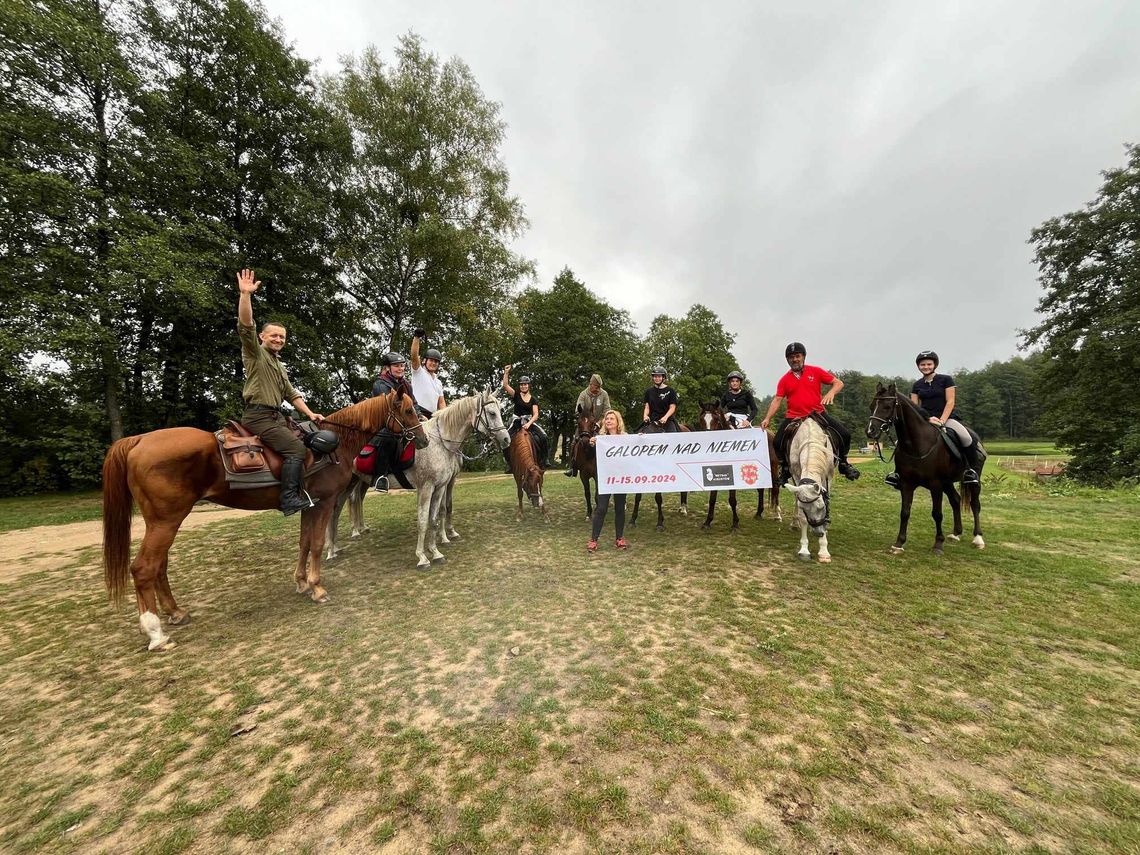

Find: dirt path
0;474;518;585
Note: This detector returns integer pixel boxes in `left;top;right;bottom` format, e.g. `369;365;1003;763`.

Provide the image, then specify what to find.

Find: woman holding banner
588;410;630;553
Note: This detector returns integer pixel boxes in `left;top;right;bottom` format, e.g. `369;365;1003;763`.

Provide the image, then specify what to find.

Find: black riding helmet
650;365;667;378
424;347;442;362
303;428;340;455
726;370;744;382
785;342;806;358
518;375;532;384
382;351;406;367
915;350;939;367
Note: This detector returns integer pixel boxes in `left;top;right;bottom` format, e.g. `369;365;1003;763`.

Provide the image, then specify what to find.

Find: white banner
595;430;773;494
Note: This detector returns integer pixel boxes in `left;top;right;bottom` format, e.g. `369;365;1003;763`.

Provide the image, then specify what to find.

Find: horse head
866;382;900;441
478;388;511;450
697;402;727;432
784;478;830;535
576;407;598;437
391;387;430;448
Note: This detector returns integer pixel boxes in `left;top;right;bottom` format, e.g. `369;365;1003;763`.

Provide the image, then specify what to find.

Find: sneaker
587;540;598;553
615;538;628;550
372;474;389;493
884;471;901;491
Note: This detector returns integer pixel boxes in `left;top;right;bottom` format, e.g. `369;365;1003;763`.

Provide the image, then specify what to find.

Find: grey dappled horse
784;419;836;563
325;390;510;568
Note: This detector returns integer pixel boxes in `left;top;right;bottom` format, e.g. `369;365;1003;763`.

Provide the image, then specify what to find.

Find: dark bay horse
572;408;600;519
866;383;986;555
509;428;547;520
695;402;781;530
101;390;427;650
629;421;689;531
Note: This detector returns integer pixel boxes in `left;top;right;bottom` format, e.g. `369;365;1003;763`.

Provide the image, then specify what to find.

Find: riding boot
777;457;792;487
884;471;901;490
564;465;578;478
837;459;861;480
279;457;317;516
961;443;981;485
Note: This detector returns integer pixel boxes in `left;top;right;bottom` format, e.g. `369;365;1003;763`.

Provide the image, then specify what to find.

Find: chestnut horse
101;390;427;650
509;428;547;520
695;402;781;529
571;408;600;519
866;383;986;554
629;421;689;531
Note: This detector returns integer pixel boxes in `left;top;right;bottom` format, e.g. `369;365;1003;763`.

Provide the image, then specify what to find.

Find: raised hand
237;269;260;294
413;327;426;339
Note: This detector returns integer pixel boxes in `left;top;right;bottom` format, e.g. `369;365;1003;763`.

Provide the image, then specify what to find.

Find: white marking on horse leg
140;611;173;651
797;524;811;561
973;535;985;549
947;534;960;542
817;532;832;563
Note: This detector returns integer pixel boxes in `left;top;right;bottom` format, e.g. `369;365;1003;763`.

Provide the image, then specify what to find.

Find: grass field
0;459;1137;853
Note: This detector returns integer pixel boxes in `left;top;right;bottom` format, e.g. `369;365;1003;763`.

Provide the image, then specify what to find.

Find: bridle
433;394;507;461
322;397;422;442
796;477;830;527
868;391;940;463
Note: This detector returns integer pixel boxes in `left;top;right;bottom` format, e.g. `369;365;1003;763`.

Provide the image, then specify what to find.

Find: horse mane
511;428;539;471
430;393;480;435
325;394;391;442
791;419;834;483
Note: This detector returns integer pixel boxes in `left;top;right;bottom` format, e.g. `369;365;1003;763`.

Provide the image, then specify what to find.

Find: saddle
354;432;415;489
937;424;982;464
778;412;833;458
215;420;336;490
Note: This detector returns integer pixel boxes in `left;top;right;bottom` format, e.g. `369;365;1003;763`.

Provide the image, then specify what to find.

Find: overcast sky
263;0;1139;392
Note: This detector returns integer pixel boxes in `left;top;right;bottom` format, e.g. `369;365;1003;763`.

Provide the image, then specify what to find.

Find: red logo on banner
741;464;758;486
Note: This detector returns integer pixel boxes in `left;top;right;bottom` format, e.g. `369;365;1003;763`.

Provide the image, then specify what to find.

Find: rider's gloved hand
413;327;426;339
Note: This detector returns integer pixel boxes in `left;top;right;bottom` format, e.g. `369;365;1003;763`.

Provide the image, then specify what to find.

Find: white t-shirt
410;364;444;413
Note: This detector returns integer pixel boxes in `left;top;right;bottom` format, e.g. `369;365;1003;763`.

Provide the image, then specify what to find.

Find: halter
797;477;831;527
433;395;505;461
868;392;941;463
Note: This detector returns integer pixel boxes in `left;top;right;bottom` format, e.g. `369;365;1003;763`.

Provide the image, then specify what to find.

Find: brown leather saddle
779;412;834;458
215;420;335;490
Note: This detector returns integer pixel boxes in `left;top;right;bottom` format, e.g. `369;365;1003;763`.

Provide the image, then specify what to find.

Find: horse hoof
310;593;330;605
416;560;430;570
656;524;664;532
947;534;961;542
679;508;688;516
168;612;191;627
431;555;446;565
973;537;986;550
148;639;176;652
447;532;461;541
933;547;944;556
350;531;361;540
797;553;811;562
818;555;832;564
701;522;711;530
888;546;905;555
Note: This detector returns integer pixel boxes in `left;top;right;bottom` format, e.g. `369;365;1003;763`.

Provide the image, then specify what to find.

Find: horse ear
395;387;405;400
887;383;896;394
875;381;884;393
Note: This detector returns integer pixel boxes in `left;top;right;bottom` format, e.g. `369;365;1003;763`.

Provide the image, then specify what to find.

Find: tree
324;34;532;385
509;268;640;460
641;305;740;425
1023;144;1140;483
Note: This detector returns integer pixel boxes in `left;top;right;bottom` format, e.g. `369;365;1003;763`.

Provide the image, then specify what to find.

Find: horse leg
655;493;664;532
428;488;447;564
630;494;641;526
581;473;592;520
155;561;189;626
441;475;460;542
796;512;811;562
946;483;963;541
131;521;184;651
969;483;985;549
679;491;688;516
770;488;783;523
415;485;434;569
325;488;348;561
728;490;739;530
702;490;716;529
754;488;763;519
351;478;369;536
817;528;831;563
931;486;946;555
516;484;524;522
301;505;335;603
890;483;915;554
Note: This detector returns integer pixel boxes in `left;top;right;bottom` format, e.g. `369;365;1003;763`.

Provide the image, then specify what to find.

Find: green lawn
0;490;104;533
980;439;1066;457
0;462;1137;853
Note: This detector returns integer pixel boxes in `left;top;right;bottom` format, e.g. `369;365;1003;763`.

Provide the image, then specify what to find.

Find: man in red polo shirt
760;342;860;486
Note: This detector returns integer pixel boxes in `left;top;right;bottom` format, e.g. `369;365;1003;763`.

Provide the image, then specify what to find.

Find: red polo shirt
777;365;836;419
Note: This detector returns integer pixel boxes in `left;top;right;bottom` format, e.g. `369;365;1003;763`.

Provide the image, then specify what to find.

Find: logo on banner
702;465;734;486
741;463;759;486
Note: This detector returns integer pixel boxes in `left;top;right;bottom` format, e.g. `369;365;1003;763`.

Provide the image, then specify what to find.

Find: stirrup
372;474;389;493
962;469;979;485
563;468;577;478
884;472;901;491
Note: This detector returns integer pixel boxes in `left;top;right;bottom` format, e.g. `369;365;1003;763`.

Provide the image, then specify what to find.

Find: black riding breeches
592;493;626;541
370;430;399;475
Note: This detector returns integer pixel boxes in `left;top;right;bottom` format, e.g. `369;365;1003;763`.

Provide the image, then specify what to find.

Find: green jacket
239;323;299;407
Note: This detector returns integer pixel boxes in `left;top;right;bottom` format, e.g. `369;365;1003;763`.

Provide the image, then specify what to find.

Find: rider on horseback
236;269;326;516
760;342;860;486
643;366;681;432
564;373;610;478
721;370;758;428
501;364;550;472
885;350;982;489
409;328;446;419
369;351;417;493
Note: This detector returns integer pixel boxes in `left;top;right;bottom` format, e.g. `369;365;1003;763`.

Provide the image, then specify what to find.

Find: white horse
325;390;510;567
783;419;836;563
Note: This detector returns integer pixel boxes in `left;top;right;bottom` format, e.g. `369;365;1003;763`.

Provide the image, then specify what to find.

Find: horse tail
102;436;141;607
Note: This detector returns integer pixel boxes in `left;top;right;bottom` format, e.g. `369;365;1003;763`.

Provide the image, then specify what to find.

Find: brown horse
695;402;781;529
866;383;986;555
101;390;427;650
629;421;690;531
571;408;600;519
509;428;547;520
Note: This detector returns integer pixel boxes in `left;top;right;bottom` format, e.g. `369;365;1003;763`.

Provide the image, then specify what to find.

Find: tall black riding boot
279;457;317;516
961;444;981;485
